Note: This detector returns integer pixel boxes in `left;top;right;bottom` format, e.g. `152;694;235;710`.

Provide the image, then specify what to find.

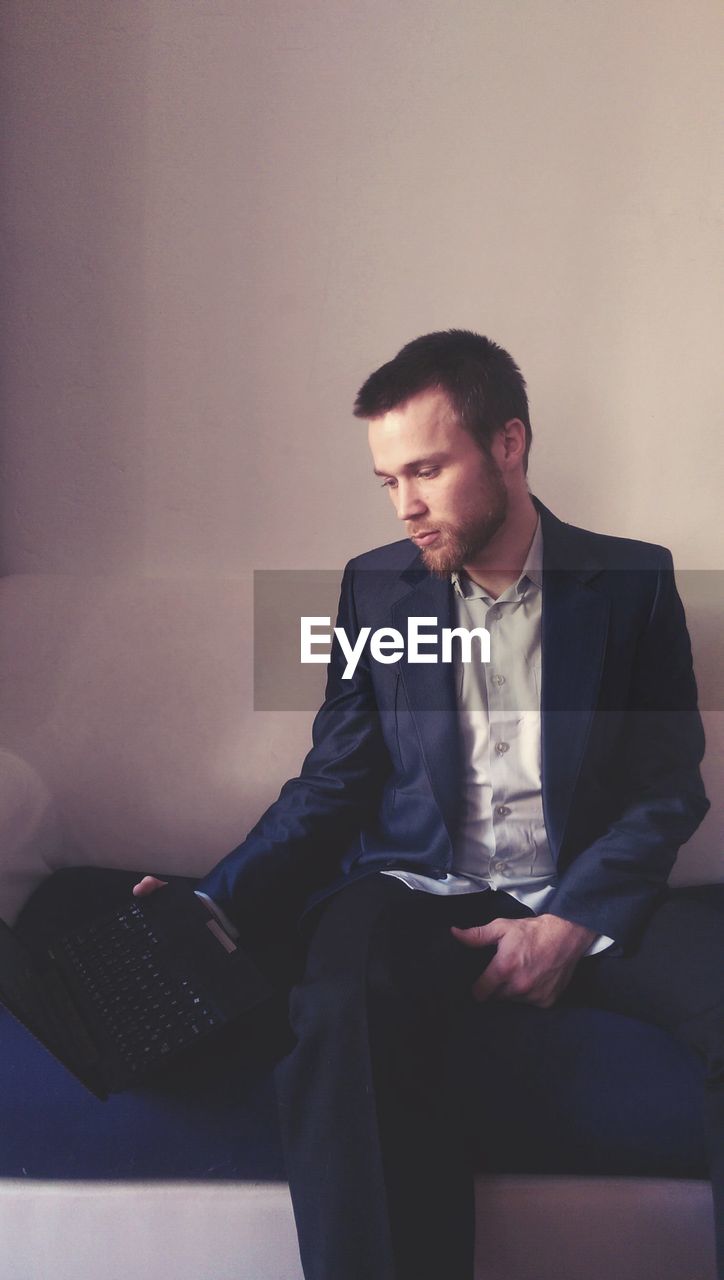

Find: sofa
0;572;721;1279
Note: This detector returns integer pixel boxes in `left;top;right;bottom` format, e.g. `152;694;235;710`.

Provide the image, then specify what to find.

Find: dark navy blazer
199;501;709;952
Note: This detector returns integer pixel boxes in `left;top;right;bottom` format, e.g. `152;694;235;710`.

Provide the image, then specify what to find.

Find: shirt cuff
582;932;617;958
194;890;240;940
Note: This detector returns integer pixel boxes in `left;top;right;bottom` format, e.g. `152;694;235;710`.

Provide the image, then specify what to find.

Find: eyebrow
372;452;449;478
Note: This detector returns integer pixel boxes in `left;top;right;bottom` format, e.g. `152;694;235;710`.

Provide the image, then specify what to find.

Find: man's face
367;388;508;576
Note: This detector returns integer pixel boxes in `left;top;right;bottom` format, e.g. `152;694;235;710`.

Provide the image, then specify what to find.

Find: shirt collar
451;517;543;600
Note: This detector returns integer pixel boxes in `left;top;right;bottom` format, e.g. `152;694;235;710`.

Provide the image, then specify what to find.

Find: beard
415;457;508;577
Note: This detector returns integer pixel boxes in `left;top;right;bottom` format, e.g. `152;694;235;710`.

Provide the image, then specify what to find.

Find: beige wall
2;0;721;575
1;1;721;879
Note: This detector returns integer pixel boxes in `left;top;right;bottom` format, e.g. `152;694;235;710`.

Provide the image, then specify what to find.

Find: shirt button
495;741;509;755
495;805;511;817
492;674;506;687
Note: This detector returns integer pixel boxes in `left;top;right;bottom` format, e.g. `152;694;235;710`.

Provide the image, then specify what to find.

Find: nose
395;479;428;523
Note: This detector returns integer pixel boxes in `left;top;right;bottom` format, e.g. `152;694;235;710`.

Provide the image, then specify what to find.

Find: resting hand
451;913;597;1008
132;875;168;897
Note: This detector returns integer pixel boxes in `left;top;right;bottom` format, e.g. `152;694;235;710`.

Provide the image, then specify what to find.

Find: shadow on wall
0;8;150;573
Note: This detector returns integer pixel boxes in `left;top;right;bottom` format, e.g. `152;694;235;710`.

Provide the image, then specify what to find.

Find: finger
132;875;168;897
450;919;507;948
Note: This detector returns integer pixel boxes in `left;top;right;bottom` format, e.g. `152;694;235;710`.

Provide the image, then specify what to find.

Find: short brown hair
353;329;532;470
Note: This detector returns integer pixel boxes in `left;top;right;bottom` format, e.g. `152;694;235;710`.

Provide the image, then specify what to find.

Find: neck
462;490;538;598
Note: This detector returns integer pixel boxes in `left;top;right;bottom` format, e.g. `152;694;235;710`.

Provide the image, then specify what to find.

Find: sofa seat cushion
0;869;708;1181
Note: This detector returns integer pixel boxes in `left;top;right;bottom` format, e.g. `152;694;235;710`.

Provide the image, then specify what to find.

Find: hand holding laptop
134;876;241;945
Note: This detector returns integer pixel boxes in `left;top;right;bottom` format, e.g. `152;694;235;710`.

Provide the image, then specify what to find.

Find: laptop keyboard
59;902;223;1074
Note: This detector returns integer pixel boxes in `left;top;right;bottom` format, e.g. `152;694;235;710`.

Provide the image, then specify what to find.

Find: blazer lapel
537;504;610;859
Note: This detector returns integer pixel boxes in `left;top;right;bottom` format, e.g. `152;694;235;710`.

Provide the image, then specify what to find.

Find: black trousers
273;875;724;1280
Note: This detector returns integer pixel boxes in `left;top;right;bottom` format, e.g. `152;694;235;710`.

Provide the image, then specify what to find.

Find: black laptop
0;882;273;1100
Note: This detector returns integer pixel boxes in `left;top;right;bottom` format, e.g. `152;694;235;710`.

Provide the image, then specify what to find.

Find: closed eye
379;467;440;489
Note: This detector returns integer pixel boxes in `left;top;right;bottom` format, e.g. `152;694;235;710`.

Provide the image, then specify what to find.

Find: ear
494;418;527;471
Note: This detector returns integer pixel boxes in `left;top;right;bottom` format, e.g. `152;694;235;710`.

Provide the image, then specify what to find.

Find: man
137;330;722;1280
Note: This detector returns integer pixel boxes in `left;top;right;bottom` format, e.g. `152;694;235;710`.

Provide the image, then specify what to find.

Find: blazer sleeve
196;561;388;942
545;551;710;950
